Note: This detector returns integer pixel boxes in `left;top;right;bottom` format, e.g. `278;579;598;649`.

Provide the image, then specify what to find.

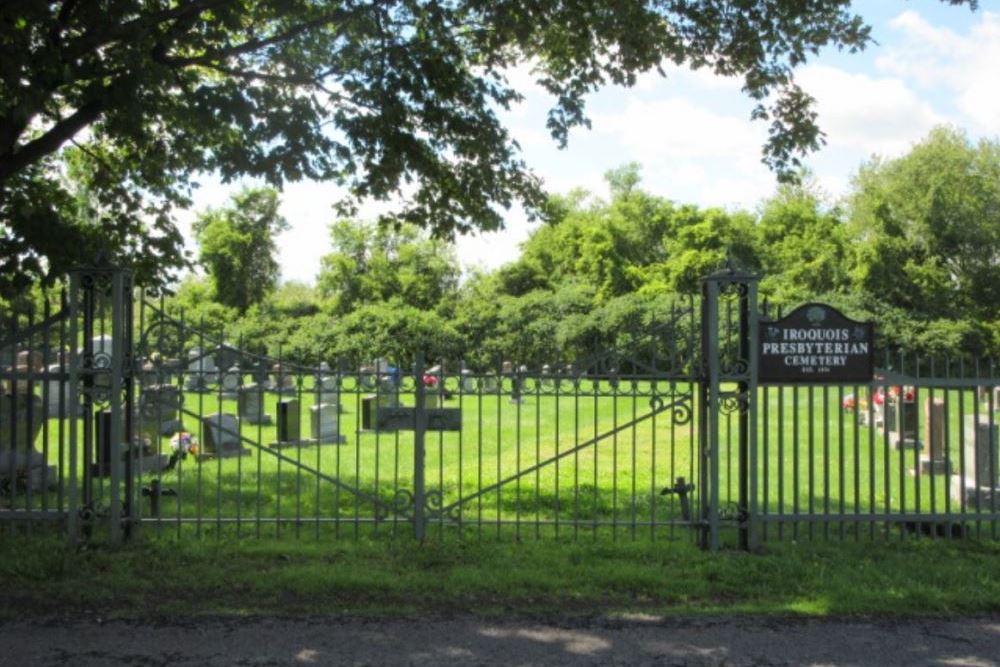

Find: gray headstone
137;384;184;438
360;393;397;430
237;384;272;425
953;416;1000;507
201;413;249;458
311;403;345;444
460;369;476;393
275;399;301;446
270;363;296;394
919;398;950;474
44;362;75;417
219;365;242;398
185;347;217;391
315;362;338;394
0;394;55;491
889;397;921;450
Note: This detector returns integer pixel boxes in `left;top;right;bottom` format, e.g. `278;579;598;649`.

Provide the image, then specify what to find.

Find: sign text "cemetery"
759;303;874;384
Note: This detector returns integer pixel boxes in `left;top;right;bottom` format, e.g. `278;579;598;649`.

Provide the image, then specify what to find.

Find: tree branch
0;96;105;184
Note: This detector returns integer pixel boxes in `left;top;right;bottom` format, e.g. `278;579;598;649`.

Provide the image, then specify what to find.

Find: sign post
759;303;873;384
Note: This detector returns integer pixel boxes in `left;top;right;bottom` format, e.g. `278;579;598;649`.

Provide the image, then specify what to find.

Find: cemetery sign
759;303;873;384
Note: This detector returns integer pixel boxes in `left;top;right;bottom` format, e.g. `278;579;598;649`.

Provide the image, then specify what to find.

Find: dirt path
1;615;998;666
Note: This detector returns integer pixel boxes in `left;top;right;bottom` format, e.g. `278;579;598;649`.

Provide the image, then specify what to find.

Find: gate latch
660;476;695;522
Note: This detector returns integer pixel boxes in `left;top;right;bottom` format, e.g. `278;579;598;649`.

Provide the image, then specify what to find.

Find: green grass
9;377;1000;540
2;532;1000;619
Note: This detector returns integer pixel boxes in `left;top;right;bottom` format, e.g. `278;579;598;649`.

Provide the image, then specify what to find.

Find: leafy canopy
1;0;976;291
193;186;289;313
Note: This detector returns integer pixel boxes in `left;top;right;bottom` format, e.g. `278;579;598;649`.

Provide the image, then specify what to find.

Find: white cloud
593;96;764;162
877;10;1000;133
796;64;944;158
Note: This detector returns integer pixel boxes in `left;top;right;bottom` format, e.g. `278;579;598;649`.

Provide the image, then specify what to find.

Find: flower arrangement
170;431;199;457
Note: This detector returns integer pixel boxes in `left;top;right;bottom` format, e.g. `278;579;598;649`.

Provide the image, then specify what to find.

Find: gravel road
1;615;998;666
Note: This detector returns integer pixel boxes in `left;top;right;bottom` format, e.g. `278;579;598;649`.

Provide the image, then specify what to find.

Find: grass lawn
9;376;1000;542
1;532;999;619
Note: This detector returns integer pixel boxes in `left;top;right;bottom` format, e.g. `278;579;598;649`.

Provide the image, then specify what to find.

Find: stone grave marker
273;398;301;447
213;345;241;373
360;393;397;431
93;409;170;478
237;384;272;425
311;403;345;444
270;362;296;394
44;361;79;418
315;361;338;394
888;394;921;450
0;393;56;492
200;413;249;458
480;374;499;394
219;365;242;399
137;385;184;439
460;369;476;394
920;398;950;474
953;416;1000;507
184;347;218;392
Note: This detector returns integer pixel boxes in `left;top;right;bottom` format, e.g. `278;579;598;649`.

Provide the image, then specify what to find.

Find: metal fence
1;263;999;549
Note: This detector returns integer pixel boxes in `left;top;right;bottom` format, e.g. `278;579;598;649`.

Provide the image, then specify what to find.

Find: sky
176;0;1000;285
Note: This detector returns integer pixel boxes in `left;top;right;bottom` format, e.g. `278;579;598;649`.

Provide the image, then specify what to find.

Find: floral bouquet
170;431;199;457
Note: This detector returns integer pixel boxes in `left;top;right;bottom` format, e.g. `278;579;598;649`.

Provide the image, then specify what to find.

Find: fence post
413;351;427;541
701;263;759;552
700;279;721;551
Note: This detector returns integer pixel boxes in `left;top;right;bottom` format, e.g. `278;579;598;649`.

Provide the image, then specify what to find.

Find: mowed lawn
11;376;1000;541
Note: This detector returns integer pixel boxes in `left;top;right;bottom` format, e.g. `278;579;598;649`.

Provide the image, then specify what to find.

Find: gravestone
952;416;1000;507
246;361;271;390
184;347;217;392
137;384;184;438
360;393;397;431
213;345;241;373
315;361;338;394
920;398;950;474
43;361;78;418
137;360;160;388
219;365;242;399
93;409;170;478
460;369;476;394
480;374;499;394
237;384;272;425
270;362;296;394
311;403;345;444
273;398;301;447
0;393;56;492
888;396;921;450
200;413;249;458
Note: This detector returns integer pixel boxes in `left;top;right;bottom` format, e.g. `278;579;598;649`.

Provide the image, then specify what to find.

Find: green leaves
195;186;289;313
3;0;974;290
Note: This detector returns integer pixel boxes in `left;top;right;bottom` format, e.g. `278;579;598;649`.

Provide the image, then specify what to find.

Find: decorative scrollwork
424;489;444;513
718;391;749;415
718;502;748;523
649;392;693;426
721;357;749;377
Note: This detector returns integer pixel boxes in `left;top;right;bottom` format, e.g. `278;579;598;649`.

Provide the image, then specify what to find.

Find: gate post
700;264;759;551
68;261;136;544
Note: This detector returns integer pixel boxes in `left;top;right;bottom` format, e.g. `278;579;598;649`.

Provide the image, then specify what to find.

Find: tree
848;126;1000;354
193;187;289;313
1;1;976;291
756;176;848;304
317;220;459;315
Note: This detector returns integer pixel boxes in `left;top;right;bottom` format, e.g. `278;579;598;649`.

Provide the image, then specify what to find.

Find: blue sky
179;1;999;284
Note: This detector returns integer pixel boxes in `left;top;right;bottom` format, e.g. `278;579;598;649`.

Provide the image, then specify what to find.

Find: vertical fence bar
413;352;426;541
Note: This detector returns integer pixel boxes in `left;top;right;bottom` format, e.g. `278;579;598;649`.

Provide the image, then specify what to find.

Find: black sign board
759;303;873;384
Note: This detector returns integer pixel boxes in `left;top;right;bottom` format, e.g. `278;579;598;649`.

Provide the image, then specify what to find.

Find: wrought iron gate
3;261;1000;549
